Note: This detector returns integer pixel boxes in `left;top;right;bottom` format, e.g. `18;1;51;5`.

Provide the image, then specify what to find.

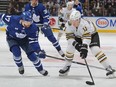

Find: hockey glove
80;44;88;59
36;50;46;59
72;41;82;52
42;24;51;30
59;17;64;22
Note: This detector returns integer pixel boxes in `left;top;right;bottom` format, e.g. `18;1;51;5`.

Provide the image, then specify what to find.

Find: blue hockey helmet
21;11;33;22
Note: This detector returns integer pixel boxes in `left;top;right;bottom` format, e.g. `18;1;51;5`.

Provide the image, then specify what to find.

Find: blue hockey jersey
73;3;83;16
24;3;50;25
0;14;41;52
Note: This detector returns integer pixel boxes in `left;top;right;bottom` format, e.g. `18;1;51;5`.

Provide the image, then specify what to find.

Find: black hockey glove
61;23;65;28
80;44;88;59
59;17;64;22
72;41;82;52
42;24;50;30
36;50;46;59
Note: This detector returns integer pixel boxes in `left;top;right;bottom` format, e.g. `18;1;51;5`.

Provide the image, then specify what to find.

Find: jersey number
83;27;87;32
5;15;11;22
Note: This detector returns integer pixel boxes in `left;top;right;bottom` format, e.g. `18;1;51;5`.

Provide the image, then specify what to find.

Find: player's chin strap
46;54;105;71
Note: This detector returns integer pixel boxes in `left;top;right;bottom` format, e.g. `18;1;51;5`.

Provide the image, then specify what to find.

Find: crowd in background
6;0;116;16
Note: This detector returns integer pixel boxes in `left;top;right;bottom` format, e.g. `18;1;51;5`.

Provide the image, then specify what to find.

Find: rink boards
0;16;116;33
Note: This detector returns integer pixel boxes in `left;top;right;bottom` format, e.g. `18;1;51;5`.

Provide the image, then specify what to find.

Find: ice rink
0;31;116;87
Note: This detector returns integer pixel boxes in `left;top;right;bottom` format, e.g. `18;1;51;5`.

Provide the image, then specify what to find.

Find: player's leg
59;37;82;76
59;42;76;76
91;46;115;76
57;30;64;42
41;25;65;57
21;40;48;76
57;23;65;42
90;32;115;77
6;38;24;74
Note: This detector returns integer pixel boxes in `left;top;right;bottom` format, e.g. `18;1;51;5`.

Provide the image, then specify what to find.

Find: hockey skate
58;50;65;57
18;66;24;75
106;66;115;78
39;69;48;76
59;65;71;76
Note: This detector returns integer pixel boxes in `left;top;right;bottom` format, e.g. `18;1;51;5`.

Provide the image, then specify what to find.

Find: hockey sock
47;35;61;50
28;52;43;71
11;45;21;57
64;51;74;66
13;56;23;67
11;46;23;67
57;30;63;42
91;46;110;69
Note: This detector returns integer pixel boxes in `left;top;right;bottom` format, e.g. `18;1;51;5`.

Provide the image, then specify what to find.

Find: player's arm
0;14;17;25
58;9;66;30
58;8;64;22
28;26;40;52
82;26;92;43
40;4;49;25
65;22;77;49
76;3;83;16
24;3;30;11
28;25;46;59
79;25;92;59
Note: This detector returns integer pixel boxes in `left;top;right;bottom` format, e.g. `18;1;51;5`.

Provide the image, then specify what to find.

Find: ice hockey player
0;11;48;76
73;0;83;16
57;1;76;42
59;10;115;77
24;0;65;57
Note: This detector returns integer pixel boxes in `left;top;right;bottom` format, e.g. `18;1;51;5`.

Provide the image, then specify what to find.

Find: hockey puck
86;81;95;85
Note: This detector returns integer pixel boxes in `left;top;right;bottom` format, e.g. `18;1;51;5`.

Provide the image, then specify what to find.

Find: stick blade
86;81;95;85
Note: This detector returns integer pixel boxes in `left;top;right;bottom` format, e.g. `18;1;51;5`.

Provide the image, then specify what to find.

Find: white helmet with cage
69;10;81;20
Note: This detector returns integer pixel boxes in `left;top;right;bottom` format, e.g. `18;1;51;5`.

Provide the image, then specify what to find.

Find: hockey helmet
70;10;81;20
66;1;74;7
21;11;33;22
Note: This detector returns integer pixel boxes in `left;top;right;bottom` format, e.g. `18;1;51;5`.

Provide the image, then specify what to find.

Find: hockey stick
84;58;95;85
46;54;105;71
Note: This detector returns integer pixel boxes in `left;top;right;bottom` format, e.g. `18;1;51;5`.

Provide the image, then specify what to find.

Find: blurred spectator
6;0;24;15
50;6;58;16
6;0;116;16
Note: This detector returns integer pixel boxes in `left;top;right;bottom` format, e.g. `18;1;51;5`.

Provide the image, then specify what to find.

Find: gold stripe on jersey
66;33;75;40
100;57;107;63
83;33;91;38
92;22;97;32
83;32;91;36
97;53;105;60
83;32;91;40
95;51;102;57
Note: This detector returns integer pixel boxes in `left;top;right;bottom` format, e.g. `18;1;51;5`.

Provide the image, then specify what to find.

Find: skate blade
59;73;68;76
107;74;116;79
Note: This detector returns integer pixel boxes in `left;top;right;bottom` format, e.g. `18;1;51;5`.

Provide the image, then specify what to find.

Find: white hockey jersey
60;7;76;22
65;18;97;45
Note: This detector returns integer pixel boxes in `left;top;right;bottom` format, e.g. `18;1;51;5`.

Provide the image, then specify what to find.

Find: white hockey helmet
70;10;81;20
66;1;74;7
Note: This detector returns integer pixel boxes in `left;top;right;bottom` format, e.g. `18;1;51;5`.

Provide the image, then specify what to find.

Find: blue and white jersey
0;14;40;52
24;3;50;25
73;3;83;16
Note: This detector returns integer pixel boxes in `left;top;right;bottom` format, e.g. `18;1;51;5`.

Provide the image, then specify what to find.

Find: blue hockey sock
13;56;23;67
28;52;43;71
11;46;21;57
47;35;61;51
11;46;23;67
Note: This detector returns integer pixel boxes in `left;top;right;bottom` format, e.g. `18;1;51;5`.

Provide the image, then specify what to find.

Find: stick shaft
46;54;105;70
84;59;95;83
